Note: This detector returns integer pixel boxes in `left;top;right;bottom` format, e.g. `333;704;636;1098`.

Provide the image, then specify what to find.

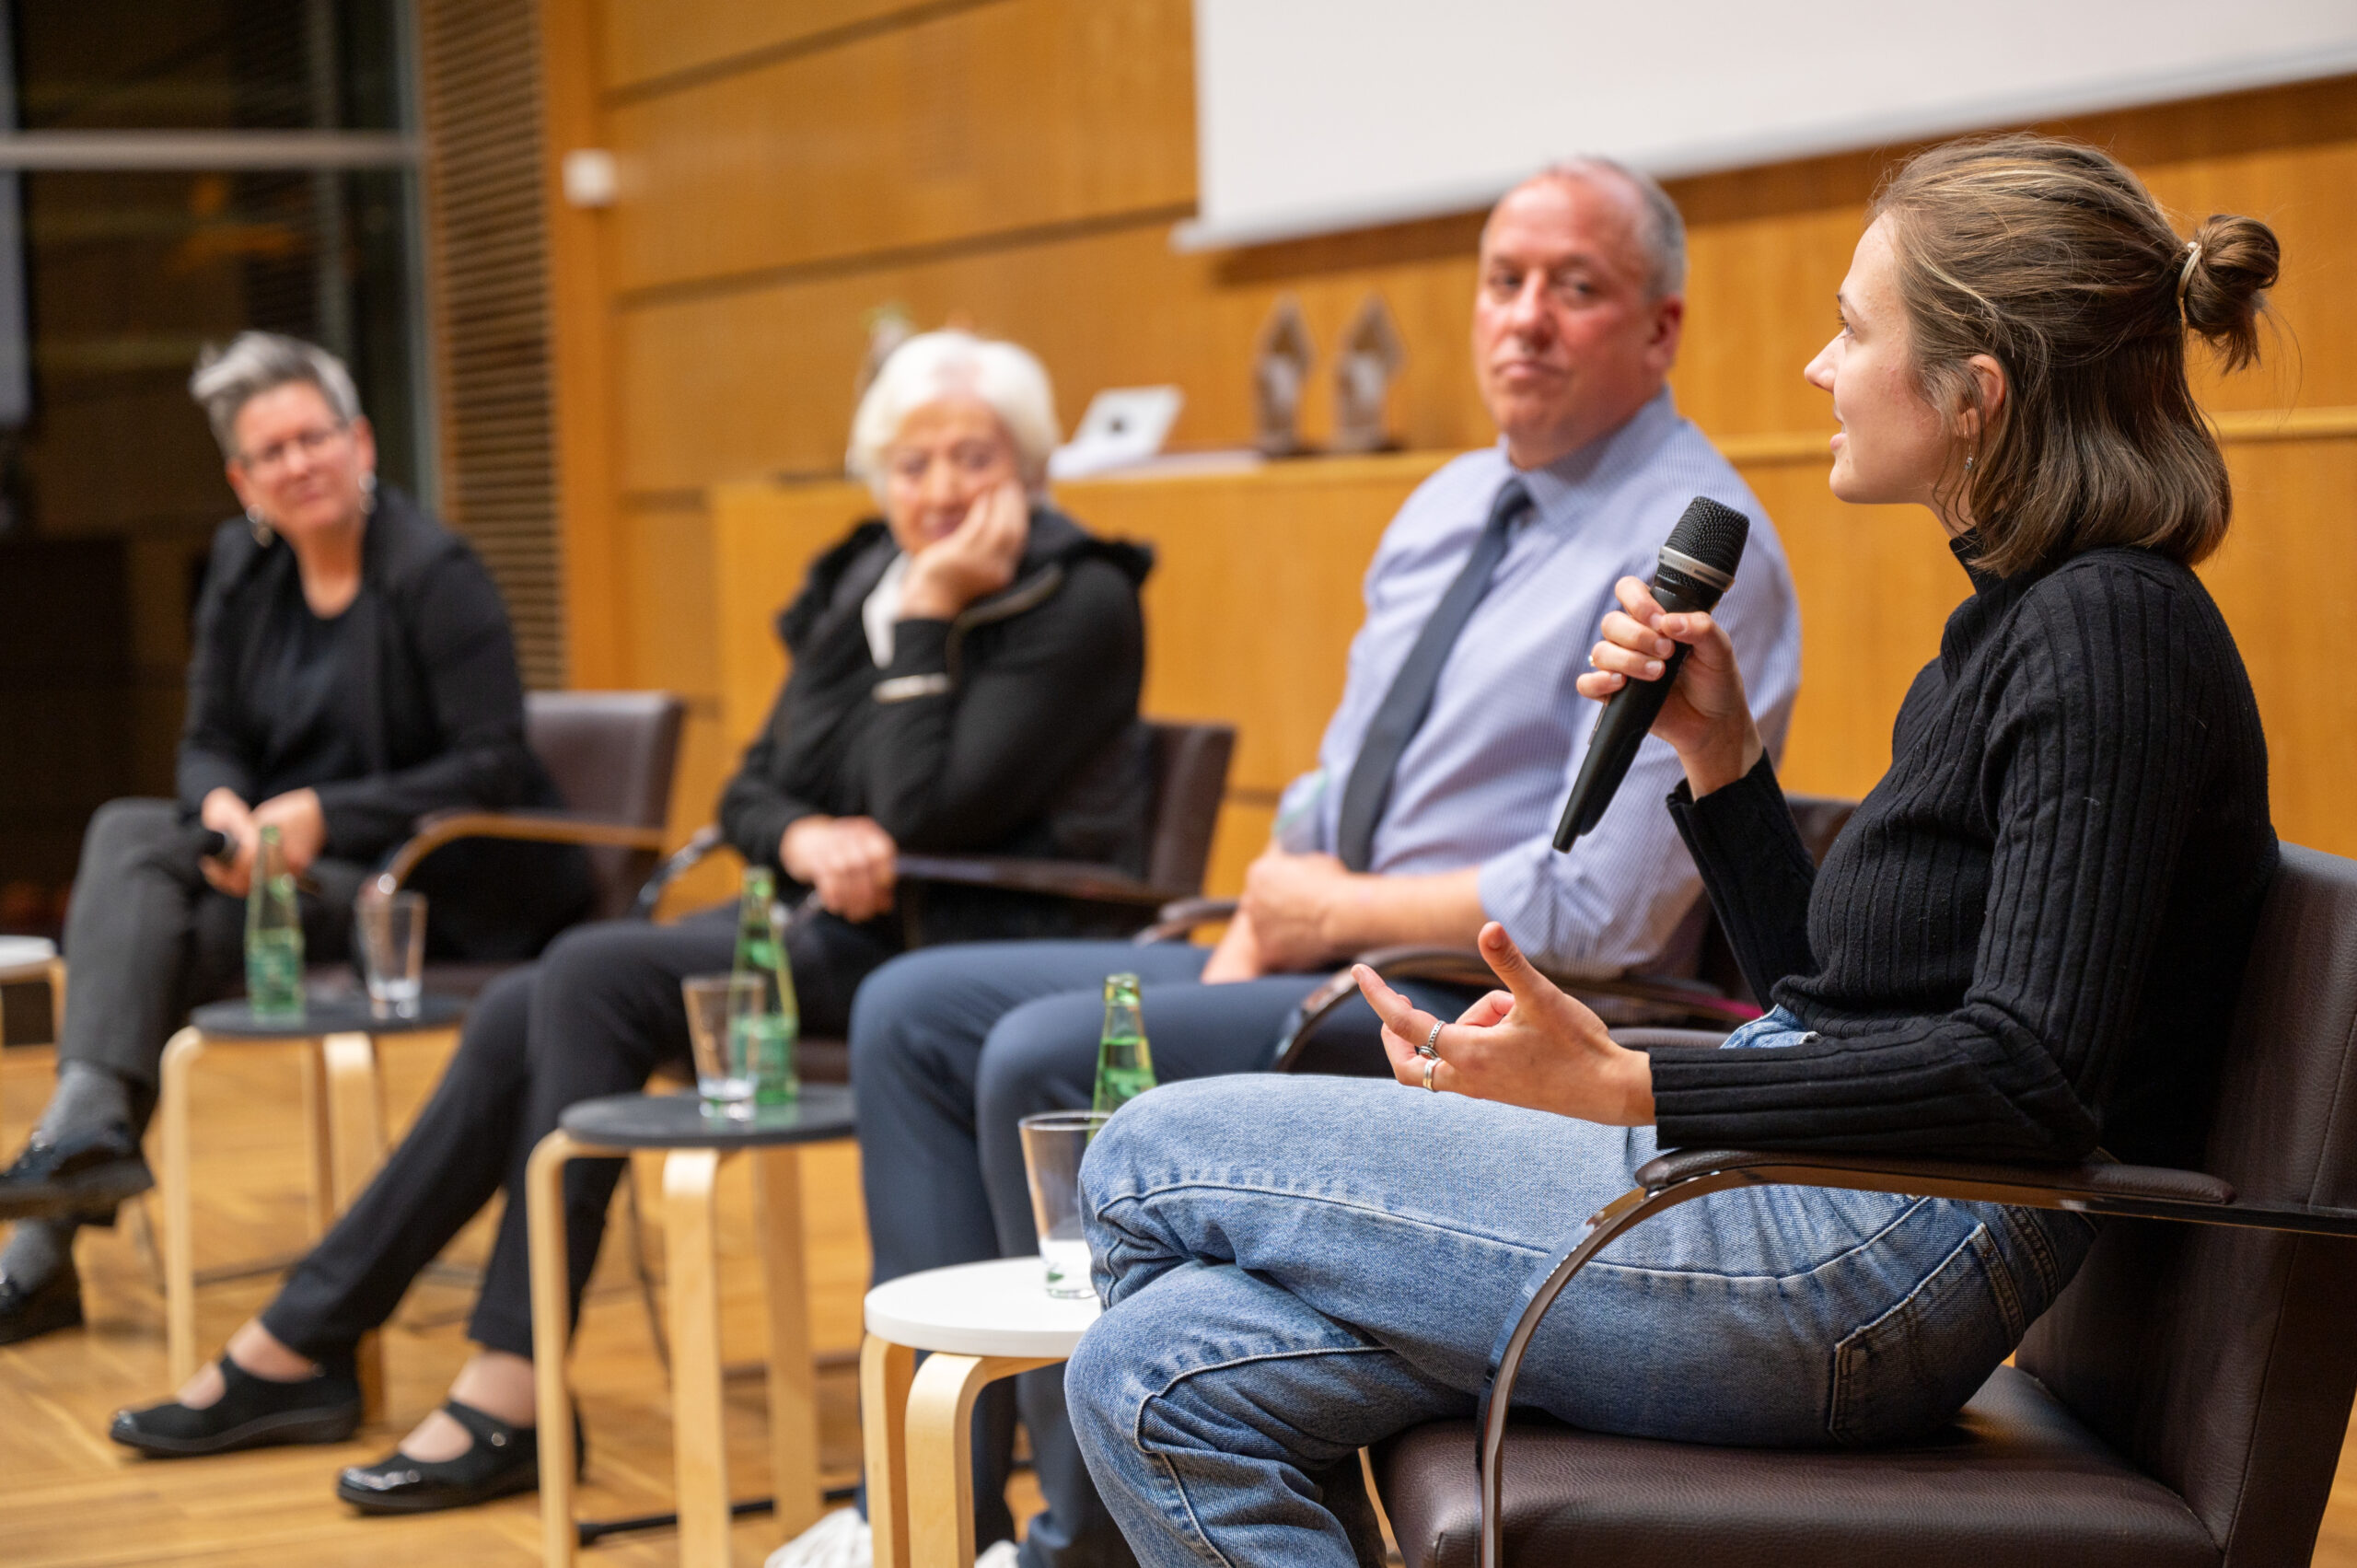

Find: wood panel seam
603;0;1015;106
614;202;1199;311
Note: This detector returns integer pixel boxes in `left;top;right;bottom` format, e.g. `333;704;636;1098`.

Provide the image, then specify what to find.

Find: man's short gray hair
189;331;364;460
846;330;1061;499
1535;157;1689;298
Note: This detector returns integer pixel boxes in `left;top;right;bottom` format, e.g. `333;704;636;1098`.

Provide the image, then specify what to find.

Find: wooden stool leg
320;1031;388;1417
297;1040;335;1238
861;1337;917;1568
754;1146;821;1540
157;1027;207;1388
906;1353;1062;1568
528;1132;587;1568
664;1149;730;1568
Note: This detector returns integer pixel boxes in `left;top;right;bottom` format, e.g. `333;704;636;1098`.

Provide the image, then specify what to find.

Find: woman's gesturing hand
198;787;260;898
781;815;900;923
1574;575;1762;798
1357;922;1655;1126
900;480;1028;621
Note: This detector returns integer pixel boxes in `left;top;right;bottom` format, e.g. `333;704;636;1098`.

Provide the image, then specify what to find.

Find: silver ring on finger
1420;1021;1444;1059
1422;1056;1440;1093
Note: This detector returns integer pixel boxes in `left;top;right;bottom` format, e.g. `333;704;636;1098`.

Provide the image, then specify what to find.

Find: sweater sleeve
1648;567;2216;1160
1664;751;1820;1003
176;533;260;812
310;549;542;860
860;558;1144;852
716;679;828;873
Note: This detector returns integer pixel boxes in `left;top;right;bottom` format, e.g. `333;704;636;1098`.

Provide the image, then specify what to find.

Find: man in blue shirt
779;160;1804;1568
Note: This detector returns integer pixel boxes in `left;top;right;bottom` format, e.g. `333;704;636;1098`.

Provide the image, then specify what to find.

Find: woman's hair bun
2180;213;2280;370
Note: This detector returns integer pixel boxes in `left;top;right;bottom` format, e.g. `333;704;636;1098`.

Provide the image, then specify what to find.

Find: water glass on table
1019;1110;1112;1298
682;973;762;1120
354;889;426;1019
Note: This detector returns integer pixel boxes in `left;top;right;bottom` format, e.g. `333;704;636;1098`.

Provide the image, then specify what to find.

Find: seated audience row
0;129;2283;1568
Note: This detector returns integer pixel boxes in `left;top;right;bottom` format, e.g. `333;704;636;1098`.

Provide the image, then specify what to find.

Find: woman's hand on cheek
1360;923;1655;1126
900;480;1028;620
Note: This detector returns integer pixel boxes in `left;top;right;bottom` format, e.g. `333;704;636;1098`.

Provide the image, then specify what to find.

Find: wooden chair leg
528;1131;588;1568
157;1027;207;1388
861;1337;917;1568
664;1148;730;1568
905;1353;1062;1568
320;1030;388;1416
754;1146;821;1541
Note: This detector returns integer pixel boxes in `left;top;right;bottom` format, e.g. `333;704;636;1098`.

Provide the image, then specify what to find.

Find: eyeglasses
237;423;349;476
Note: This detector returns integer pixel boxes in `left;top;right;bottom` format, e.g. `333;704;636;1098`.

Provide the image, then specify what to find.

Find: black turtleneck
1652;540;2275;1167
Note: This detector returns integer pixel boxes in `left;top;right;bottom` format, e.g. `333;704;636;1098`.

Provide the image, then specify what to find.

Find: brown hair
1868;134;2279;575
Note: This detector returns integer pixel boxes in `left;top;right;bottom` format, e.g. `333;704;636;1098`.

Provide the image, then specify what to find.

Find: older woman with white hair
109;329;1155;1517
0;331;589;1347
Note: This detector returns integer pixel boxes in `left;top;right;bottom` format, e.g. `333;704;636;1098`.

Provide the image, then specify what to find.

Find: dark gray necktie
1333;476;1531;872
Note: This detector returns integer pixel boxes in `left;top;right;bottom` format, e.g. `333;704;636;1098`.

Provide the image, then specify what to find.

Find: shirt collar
1505;385;1680;528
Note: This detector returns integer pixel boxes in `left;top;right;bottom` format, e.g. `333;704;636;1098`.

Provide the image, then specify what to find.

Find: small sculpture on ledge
1331;294;1404;454
1252;296;1315;458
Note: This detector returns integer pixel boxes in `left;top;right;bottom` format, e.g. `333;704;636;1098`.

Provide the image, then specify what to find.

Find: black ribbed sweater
1654;540;2275;1167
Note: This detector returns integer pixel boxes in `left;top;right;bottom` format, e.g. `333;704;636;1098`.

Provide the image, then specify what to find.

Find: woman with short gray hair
0;331;590;1347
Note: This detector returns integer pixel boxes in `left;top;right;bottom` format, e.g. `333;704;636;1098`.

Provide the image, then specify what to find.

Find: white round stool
862;1257;1102;1568
0;936;64;1148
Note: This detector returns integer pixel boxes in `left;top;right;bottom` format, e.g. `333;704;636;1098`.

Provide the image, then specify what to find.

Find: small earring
1963;455;1976;474
245;505;273;545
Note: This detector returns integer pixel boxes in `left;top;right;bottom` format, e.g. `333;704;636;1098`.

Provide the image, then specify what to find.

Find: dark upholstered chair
1372;842;2357;1568
1225;792;1857;1074
633;719;1236;1083
359;690;685;1000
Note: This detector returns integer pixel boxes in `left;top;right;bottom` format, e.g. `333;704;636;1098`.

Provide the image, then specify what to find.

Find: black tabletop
561;1086;858;1149
191;993;469;1040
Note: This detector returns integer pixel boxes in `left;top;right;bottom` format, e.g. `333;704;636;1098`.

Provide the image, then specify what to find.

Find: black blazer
719;505;1153;941
179;488;590;958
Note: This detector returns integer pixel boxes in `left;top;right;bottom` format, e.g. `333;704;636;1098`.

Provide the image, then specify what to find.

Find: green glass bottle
244;824;305;1018
1091;972;1156;1114
732;865;800;1104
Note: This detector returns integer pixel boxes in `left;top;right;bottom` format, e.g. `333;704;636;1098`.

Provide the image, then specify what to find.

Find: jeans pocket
1827;1221;2022;1446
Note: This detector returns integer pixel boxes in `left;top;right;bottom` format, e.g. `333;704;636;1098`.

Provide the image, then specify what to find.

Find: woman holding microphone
1059;134;2282;1566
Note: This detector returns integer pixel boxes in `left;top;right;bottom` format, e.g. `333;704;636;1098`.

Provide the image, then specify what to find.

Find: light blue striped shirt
1273;387;1803;974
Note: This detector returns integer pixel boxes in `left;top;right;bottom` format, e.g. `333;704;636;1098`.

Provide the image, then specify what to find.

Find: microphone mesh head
1666;496;1749;577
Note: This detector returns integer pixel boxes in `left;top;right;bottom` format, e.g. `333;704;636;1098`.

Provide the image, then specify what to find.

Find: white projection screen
1181;0;2357;250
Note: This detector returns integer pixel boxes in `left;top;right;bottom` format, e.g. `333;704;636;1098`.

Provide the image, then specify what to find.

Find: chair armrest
1469;1144;2357;1568
631;825;725;921
1132;898;1237;947
893;853;1182;909
378;811;670;894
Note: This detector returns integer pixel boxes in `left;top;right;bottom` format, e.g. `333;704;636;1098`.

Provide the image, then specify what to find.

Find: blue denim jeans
1064;1011;2096;1567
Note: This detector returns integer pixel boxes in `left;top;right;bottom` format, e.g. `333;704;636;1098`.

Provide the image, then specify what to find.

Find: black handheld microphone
187;826;233;863
1552;496;1749;849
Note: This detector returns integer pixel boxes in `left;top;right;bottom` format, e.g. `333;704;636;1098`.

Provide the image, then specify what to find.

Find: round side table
165;994;468;1411
863;1256;1104;1568
528;1086;857;1568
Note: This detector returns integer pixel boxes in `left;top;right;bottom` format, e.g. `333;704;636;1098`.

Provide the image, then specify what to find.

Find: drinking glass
354;889;426;1019
682;973;761;1120
1018;1110;1112;1297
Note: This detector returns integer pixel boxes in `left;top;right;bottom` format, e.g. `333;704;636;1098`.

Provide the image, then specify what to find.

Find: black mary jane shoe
335;1399;583;1516
0;1260;83;1346
110;1353;361;1457
0;1122;153;1222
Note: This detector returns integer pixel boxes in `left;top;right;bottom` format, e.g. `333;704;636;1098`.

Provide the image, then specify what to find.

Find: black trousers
261;904;894;1360
58;799;364;1120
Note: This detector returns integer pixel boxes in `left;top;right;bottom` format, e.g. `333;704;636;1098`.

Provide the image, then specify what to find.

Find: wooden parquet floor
0;1035;2351;1568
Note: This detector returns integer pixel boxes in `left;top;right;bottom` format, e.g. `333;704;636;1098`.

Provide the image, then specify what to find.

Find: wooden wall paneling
2199;434;2357;859
418;0;570;688
600;0;980;95
607;0;1196;294
615;221;1493;495
541;0;632;689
